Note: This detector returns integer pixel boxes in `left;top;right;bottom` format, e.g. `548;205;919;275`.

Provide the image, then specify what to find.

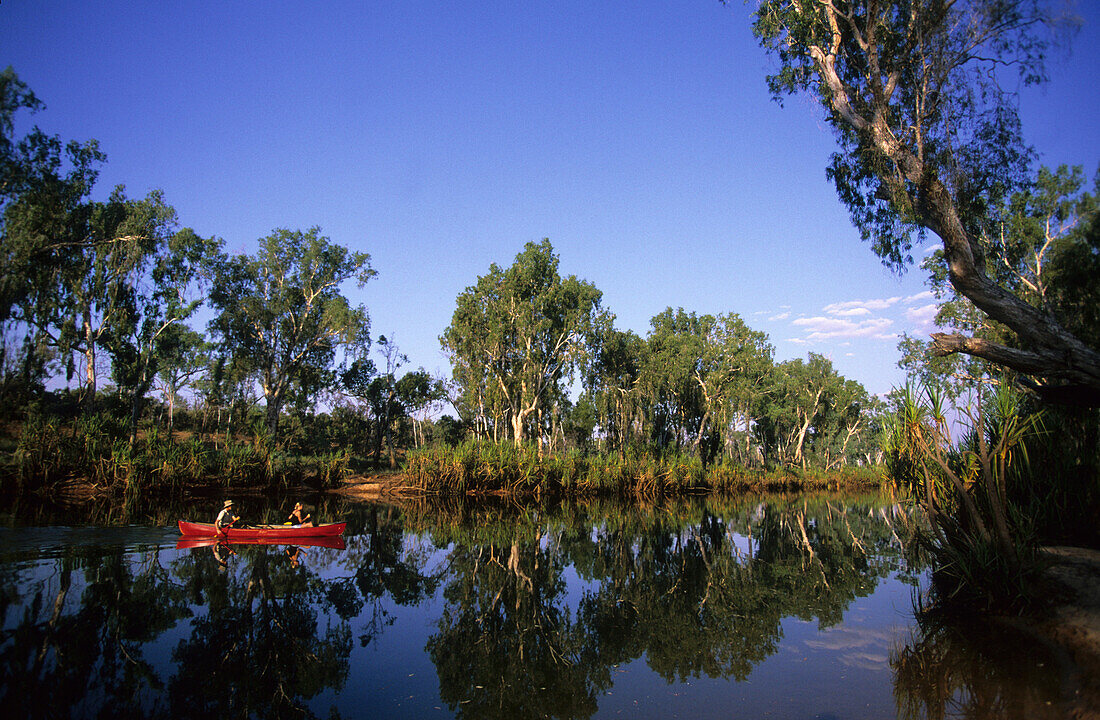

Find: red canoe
178;520;346;540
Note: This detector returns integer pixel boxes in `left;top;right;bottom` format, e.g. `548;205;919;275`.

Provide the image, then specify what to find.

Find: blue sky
3;0;1098;398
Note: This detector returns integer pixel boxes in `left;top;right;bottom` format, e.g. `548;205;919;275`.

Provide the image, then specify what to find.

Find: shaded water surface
0;493;1064;719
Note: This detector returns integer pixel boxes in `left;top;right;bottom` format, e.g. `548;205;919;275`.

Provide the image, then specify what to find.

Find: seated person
287;502;313;527
216;500;239;531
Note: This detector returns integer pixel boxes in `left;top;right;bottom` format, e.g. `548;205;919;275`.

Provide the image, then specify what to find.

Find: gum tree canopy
209;227;374;438
442;240;604;447
751;0;1100;396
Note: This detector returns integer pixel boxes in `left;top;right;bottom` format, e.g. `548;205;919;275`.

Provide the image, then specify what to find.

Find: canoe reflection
175;534;346;550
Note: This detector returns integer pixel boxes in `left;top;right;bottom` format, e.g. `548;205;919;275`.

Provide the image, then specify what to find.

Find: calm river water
0;492;1065;719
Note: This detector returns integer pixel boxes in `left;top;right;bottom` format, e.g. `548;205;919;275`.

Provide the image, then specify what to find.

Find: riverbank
400;441;885;497
334;470;421;499
1029;547;1100;718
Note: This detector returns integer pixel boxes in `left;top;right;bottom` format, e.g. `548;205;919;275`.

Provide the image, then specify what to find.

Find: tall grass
6;411;350;499
405;440;883;498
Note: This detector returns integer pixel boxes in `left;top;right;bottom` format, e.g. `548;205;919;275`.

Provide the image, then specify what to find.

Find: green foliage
5;409;361;497
209;226;374;440
752;0;1050;270
899;164;1100;395
13;410;64;486
751;1;1100;389
404;440;882;498
882;383;1050;612
441;239;604;447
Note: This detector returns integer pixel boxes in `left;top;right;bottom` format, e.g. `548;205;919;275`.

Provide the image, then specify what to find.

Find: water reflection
0;494;1066;719
893;617;1063;720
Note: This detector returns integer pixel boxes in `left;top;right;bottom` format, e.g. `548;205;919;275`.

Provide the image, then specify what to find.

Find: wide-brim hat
223;500;234;508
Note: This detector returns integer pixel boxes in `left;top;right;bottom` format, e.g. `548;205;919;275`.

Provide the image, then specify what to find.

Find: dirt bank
1033;547;1100;718
333;472;420;500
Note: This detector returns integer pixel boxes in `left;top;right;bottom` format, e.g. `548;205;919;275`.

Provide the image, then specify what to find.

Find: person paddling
285;546;306;567
287;502;312;527
216;500;239;533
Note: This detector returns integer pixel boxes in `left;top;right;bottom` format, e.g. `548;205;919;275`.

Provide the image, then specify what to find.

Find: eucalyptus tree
0;68;215;425
702;313;774;463
107;226;221;441
755;353;858;468
751;0;1100;396
441;240;604;447
1;67;104;398
200;348;261;445
155;323;211;434
816;378;881;469
397;367;448;449
641;308;707;451
640;308;773;463
5;180;181;410
583;326;646;453
365;335;405;468
0;67;41;209
209;227;374;440
0;69;73;391
900;165;1100;401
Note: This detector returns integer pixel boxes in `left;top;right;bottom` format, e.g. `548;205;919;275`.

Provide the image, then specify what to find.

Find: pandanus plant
884;382;1045;609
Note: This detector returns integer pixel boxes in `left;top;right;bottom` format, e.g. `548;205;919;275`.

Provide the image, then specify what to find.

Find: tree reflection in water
420;495;906;719
0;505;441;720
892;615;1064;720
0;493;1068;718
168;543;352;719
0;546;191;718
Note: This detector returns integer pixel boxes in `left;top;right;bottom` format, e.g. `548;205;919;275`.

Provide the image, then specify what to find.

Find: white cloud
905;303;938;327
823;297;902;315
904;290;934;304
792;315;894;341
769;311;791;321
803;626;899;672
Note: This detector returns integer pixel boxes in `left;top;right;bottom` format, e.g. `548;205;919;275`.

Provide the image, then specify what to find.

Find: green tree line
0;67;447;490
442;240;884;470
1;67;883;496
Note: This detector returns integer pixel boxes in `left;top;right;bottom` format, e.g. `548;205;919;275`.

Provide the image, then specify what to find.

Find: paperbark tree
155;324;210;434
442;240;604;448
108;226;221;442
584;326;646;453
209;227;374;440
751;0;1100;395
0;68;207;421
5;181;180;408
899;164;1100;401
641;308;773;463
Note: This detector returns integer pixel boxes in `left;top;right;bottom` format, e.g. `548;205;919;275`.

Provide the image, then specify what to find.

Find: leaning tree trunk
806;16;1100;397
918;178;1100;392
